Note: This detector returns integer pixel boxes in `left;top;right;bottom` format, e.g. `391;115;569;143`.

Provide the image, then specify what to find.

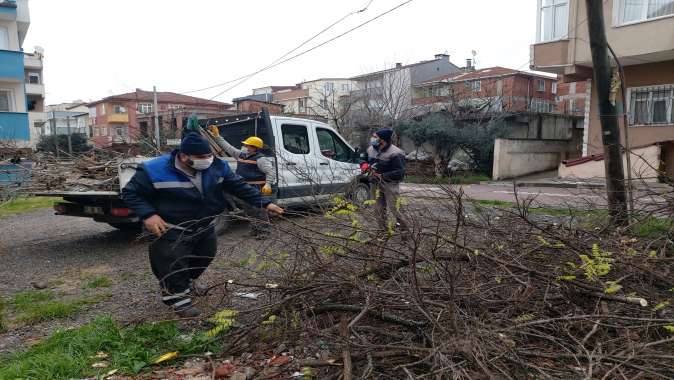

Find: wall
559;144;661;182
492;138;575;180
0;19;20;51
586;60;674;156
409;56;460;84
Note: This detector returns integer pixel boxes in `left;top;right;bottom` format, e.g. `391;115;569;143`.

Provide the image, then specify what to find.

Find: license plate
84;206;104;215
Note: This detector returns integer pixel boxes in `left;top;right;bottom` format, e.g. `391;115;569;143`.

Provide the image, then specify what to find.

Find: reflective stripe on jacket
122;150;271;226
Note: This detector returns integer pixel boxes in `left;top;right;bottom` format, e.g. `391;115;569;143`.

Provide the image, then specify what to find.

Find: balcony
107;113;129;123
24;54;42;69
530;39;570;74
0;111;30;141
0;50;24;81
25;83;44;96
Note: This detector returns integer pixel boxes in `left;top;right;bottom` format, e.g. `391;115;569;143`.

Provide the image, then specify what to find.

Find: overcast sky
23;0;537;105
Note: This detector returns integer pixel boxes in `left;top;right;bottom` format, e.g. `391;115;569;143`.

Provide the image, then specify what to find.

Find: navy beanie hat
180;132;211;155
375;128;394;144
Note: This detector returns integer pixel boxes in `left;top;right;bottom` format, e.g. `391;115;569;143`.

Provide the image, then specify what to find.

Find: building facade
0;0;44;150
531;0;674;157
412;66;560;115
44;102;88;137
349;54;462;122
87;89;232;148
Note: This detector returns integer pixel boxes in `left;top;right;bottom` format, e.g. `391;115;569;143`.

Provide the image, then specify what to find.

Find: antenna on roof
471;50;478;68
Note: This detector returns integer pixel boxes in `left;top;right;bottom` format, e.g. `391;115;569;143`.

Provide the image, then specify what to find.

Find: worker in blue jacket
122;132;283;317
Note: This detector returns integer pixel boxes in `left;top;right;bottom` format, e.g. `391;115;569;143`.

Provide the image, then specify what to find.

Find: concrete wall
492;138;575;180
559;144;661;182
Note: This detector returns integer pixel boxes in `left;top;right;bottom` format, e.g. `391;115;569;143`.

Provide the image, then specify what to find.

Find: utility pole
153;86;161;150
585;0;628;225
66;115;73;154
51;112;58;158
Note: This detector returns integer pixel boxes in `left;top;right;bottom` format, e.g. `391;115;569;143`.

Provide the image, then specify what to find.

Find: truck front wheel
348;182;373;206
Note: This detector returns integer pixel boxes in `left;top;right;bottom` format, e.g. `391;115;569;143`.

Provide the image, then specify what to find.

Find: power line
208;0;415;100
182;0;376;95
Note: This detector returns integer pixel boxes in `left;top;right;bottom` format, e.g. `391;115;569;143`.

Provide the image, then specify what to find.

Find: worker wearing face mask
366;128;409;235
206;125;276;236
122;132;283;317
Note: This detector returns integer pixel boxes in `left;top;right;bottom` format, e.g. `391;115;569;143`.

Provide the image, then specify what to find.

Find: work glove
207;125;220;137
261;183;273;196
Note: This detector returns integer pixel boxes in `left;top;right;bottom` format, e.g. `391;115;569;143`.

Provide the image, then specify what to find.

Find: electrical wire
182;0;376;95
205;0;415;100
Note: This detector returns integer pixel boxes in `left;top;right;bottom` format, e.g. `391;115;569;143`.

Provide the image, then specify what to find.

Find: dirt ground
0;208;268;354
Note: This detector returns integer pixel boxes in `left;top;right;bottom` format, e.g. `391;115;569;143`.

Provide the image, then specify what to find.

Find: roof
234;99;285;107
299;78;352;84
417;67;558;86
232;93;274;103
252;85;297;92
351;57;459;80
87;90;231;107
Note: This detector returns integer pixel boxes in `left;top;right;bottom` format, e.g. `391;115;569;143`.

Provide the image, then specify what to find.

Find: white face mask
189;156;214;170
240;146;249;155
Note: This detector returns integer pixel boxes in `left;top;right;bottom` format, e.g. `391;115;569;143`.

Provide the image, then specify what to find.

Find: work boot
174;305;201;318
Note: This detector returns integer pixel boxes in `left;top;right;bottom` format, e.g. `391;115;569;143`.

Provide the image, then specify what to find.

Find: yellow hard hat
242;136;264;149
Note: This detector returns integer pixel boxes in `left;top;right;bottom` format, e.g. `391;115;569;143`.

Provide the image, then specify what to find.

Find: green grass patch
85;276;112;289
8;290;109;324
405;174;489;185
0;298;6;333
631;216;672;238
0;317;219;379
0;197;61;218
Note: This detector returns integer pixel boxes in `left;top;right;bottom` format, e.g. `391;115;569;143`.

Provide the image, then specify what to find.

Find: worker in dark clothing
122;132;284;317
366;128;408;234
207;125;275;236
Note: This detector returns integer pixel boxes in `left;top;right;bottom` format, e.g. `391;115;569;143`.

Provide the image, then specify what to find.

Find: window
537;79;546;92
0;26;8;50
100;104;106;115
89;107;97;118
113;105;126;114
341;83;350;92
281;124;311;154
167;104;183;110
324;82;334;92
316;128;352;162
538;0;568;42
615;0;674;25
298;98;305;111
138;103;153;114
551;82;558;94
28;73;40;84
319;97;328;109
628;85;674;126
469;81;481;92
0;89;13;112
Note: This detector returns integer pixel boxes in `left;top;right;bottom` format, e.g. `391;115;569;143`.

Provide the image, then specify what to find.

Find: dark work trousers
149;226;217;309
374;181;409;232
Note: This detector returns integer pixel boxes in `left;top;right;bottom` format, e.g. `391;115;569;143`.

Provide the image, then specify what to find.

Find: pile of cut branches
195;185;674;378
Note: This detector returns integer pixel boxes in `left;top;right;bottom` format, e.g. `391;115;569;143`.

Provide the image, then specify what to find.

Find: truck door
314;126;359;194
274;120;320;198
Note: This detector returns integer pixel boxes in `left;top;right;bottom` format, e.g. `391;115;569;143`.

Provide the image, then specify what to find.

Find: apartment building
272;78;354;117
0;0;44;150
531;0;674;158
349;54;462;121
412;66;559;115
87;89;232;148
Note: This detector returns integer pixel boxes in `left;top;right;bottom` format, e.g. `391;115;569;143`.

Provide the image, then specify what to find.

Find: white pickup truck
39;110;372;231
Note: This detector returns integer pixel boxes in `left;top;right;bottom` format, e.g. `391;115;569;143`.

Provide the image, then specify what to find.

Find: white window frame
28;72;40;84
138;103;153;114
551;82;558;94
537;79;546;92
626;84;674;127
0;88;15;112
470;81;481;92
113;105;126;114
341;83;350;92
324;82;334;92
613;0;674;26
536;0;569;42
0;26;8;50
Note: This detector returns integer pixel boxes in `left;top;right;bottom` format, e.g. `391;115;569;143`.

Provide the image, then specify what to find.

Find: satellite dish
471;50;477;57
